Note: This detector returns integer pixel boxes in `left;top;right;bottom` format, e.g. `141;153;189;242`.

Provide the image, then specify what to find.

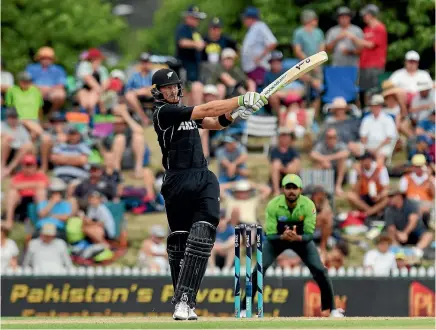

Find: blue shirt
216;224;235;243
37;200;72;230
418;119;435;135
26;63;67;87
126;71;153;91
292;27;325;57
270;147;300;166
176;24;202;63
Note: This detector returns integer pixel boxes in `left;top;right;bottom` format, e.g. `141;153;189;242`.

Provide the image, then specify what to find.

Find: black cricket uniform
153;100;220;231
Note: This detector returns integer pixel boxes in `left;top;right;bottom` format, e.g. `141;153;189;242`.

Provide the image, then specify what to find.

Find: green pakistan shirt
265;194;317;241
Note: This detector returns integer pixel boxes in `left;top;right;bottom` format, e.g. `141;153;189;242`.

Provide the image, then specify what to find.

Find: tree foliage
135;0;434;72
2;0;126;74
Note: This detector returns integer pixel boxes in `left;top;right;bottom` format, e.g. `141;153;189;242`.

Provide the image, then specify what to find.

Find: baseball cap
360;4;379;16
139;52;151;62
22;154;37;165
150;225;166;237
395;252;407;260
183;5;207;19
416;135;432;145
65;125;80;134
416;79;433;92
203;84;219;96
89;190;103;198
411;154;427;166
87;48;104;61
359;151;375;161
242;6;260;19
337;6;352;17
301;9;317;24
41;223;57;236
221;48;237;59
49;111;65;122
269;50;284;62
6;107;18;118
282;174;303;188
48;179;67;192
17;71;32;81
233;180;252;192
223;135;237;143
405;50;420;62
329;97;348;109
209;17;223;28
368;94;384;106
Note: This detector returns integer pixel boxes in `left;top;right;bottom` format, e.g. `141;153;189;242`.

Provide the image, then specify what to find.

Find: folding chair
300;169;336;210
322;66;359;104
241;115;278;155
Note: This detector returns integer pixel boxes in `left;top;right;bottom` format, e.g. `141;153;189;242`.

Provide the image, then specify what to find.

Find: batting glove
238;92;268;112
236;106;253;120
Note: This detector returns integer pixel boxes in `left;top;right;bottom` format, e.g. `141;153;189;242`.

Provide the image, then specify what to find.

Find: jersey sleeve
194;119;203;128
265;200;279;236
302;199;317;241
155;104;195;130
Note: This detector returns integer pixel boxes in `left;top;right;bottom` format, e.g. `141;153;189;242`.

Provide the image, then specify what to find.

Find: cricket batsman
241;174;344;317
151;68;267;320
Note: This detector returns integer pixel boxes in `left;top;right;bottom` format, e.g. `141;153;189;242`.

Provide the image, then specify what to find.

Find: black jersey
152;101;207;171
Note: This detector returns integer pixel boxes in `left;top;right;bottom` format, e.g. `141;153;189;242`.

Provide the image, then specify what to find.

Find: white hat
416;79;433;92
221;48;237;59
150;225;166;238
203;84;219;96
329;97;348;109
233;180;252;192
369;94;384;106
41;223;57;236
110;69;126;82
405;50;420;62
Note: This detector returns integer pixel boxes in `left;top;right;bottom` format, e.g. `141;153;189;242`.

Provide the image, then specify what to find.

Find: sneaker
239;310;246;318
330;308;345;318
188;308;198;320
172;301;189;320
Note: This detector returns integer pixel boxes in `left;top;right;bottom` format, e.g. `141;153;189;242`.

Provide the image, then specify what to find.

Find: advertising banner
1;276;434;317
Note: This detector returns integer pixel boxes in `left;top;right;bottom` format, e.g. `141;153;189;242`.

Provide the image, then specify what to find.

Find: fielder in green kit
241;174;344;317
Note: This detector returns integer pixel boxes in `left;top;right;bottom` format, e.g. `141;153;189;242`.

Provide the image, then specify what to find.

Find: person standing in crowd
202;17;237;64
348;4;387;105
240;174;344;317
241;6;277;87
325;7;364;67
175;5;207;105
151;68;267;320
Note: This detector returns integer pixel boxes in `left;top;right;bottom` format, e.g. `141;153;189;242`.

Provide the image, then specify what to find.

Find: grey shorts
359;68;384;91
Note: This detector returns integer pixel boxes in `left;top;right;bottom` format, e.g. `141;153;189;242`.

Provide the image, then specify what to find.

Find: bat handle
231;91;268;120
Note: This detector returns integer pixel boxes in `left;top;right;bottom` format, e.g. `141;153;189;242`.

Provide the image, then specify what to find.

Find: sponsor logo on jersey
177;121;198;131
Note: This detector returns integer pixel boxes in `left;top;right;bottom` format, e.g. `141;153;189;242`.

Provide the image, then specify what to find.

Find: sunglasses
39;56;54;60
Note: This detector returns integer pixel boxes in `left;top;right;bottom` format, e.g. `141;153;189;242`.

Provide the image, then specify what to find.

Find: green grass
1;317;434;329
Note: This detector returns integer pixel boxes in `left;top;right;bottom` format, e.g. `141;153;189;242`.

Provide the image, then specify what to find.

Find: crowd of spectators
1;3;434;274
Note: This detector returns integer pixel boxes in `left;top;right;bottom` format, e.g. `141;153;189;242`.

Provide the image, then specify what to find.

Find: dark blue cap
209;17;223;27
416;135;432;145
183;5;207;19
242;6;260;19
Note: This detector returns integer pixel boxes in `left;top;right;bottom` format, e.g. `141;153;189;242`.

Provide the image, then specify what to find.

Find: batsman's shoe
172;301;189;320
239;310;247;318
330;308;345;318
188;308;198;320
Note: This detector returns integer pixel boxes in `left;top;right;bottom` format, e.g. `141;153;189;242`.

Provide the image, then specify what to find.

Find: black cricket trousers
160;169;220;232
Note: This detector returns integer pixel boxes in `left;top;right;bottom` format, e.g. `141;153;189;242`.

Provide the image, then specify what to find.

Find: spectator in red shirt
346;4;387;105
5;154;48;228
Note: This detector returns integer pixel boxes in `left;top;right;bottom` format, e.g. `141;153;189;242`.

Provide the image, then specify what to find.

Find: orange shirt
404;174;433;202
11;171;49;197
358;166;384;196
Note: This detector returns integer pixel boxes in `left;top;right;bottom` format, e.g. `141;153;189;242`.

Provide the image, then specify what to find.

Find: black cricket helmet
151;68;183;103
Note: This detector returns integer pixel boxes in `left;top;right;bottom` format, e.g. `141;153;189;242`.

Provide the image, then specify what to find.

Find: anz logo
177;121;198;131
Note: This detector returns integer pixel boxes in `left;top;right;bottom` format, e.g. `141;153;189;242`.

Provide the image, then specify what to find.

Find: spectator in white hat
389;51;432;96
23;223;73;273
359;94;398;165
410;78;435;122
137;224;168;271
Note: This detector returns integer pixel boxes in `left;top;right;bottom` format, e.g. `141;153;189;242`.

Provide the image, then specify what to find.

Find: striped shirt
52;142;91;180
126;71;153;91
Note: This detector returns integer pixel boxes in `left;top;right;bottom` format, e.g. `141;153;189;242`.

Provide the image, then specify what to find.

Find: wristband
218;114;232;127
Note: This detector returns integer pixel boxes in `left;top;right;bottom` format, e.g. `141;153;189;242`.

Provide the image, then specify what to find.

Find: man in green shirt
241;174;344;317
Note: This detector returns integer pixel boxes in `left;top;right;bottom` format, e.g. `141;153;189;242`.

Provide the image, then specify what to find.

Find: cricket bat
232;51;328;119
